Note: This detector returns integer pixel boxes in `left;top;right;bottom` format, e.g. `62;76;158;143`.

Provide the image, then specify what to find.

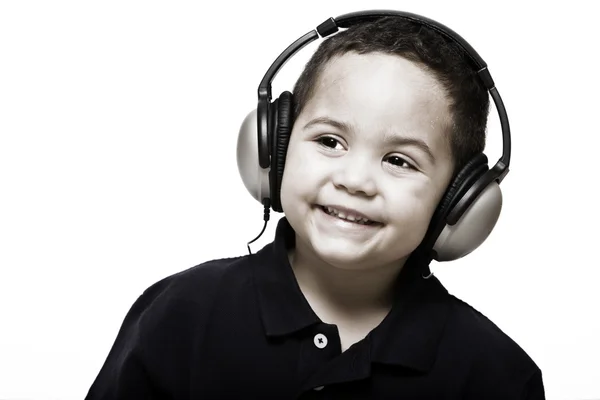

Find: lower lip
316;206;381;232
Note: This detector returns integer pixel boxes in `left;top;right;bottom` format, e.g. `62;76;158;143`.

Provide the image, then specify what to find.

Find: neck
288;236;408;316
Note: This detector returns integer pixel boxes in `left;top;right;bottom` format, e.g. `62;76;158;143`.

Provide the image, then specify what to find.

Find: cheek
280;141;321;202
282;141;328;184
386;182;442;227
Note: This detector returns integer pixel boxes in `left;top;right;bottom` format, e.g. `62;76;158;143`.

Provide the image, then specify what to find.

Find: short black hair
292;16;490;176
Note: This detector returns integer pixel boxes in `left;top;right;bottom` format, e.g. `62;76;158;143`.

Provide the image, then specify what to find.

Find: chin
307;238;380;270
308;227;415;272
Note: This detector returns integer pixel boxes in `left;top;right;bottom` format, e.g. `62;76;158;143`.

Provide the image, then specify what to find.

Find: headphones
236;10;511;262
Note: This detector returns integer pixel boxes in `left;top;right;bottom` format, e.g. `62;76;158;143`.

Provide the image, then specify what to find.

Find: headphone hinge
317;17;339;37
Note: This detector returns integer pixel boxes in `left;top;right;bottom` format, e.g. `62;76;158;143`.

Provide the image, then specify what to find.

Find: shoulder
443;293;544;397
135;254;252;323
446;294;531;361
86;254;259;396
129;254;256;368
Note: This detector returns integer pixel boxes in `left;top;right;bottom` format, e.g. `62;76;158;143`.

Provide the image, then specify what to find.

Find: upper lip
320;204;380;223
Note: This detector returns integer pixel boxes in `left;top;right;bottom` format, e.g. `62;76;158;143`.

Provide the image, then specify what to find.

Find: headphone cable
247;199;271;255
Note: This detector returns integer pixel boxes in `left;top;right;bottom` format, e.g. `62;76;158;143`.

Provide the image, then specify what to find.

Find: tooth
323;206;373;224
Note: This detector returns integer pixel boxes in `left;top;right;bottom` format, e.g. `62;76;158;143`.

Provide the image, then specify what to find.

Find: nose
331;152;377;197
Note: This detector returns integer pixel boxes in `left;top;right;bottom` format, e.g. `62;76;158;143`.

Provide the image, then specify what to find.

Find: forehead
298;52;453;161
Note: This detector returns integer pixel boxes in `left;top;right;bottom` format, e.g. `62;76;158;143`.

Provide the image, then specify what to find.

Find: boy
85;13;544;399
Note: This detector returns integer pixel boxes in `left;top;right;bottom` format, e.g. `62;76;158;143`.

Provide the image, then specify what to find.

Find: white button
314;333;328;349
313;386;325;391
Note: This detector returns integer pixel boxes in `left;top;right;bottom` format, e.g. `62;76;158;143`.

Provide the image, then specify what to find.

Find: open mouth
318;205;380;226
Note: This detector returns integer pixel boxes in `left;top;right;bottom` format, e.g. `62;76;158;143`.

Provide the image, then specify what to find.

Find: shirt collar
252;216;451;372
369;270;451;372
252;217;321;337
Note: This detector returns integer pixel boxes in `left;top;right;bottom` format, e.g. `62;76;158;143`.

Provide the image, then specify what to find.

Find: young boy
85;14;545;399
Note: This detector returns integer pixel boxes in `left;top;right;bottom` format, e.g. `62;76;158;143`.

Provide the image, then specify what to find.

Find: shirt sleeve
520;368;546;400
84;280;169;399
84;261;226;399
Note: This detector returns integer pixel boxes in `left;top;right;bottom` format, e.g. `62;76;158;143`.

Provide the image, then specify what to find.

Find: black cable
247;199;271;255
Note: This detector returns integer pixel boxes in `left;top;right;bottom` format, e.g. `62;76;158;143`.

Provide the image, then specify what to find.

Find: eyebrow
303;116;351;132
303;116;436;165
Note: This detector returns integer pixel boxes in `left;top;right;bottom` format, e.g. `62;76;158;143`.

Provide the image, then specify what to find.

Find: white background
1;1;598;399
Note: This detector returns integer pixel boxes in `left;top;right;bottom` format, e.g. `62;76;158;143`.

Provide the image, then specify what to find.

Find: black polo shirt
85;217;545;399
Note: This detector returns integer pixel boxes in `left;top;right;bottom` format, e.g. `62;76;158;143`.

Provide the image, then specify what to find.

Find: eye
316;136;344;150
384;155;416;170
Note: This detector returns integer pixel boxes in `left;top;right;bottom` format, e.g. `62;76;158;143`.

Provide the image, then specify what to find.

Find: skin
279;52;455;330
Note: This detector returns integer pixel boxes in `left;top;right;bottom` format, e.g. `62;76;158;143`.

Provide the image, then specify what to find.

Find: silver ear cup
433;182;503;261
237;109;271;203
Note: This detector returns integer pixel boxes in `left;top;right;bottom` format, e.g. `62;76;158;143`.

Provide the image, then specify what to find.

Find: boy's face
280;52;455;271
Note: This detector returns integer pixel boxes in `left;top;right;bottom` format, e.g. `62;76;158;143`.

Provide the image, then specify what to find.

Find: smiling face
280;52;455;271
